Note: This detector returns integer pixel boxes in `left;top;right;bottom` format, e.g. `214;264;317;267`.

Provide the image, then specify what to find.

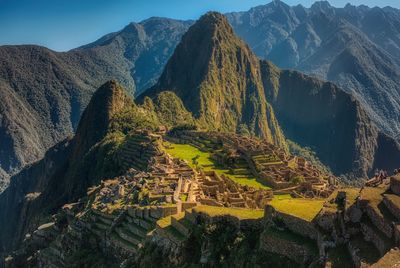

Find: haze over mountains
2;0;400;190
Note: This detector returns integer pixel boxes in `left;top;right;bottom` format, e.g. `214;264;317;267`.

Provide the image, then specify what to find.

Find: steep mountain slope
4;1;400;190
139;11;400;178
141;12;286;148
261;61;400;177
0;79;169;251
0;81;136;251
226;1;400;137
0;18;190;189
76;17;192;93
0;46;131;189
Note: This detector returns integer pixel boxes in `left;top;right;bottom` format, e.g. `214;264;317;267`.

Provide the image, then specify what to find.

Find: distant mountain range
2;11;400;256
0;19;190;190
227;0;400;137
2;1;400;188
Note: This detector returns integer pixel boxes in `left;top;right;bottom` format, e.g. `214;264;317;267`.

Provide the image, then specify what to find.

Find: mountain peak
73;80;132;156
194;11;234;38
141;12;287;148
311;1;333;12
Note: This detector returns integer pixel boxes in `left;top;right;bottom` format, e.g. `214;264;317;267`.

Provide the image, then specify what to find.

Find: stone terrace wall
264;206;319;240
390;176;400;195
191;210;263;231
383;195;400;220
361;222;390;256
364;205;393;238
259;231;315;265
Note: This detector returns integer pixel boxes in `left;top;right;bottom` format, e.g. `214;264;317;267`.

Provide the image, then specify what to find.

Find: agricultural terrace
193;205;264;220
164;142;271;189
269;195;325;221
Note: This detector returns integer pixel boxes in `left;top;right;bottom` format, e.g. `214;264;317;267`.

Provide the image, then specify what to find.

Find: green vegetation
269;197;325;221
287;139;331;174
142;92;196;128
143;12;287;150
66;248;114;268
110;104;159;134
180;193;188;202
193;205;264;220
157;212;185;229
165;142;271;189
82;131;126;181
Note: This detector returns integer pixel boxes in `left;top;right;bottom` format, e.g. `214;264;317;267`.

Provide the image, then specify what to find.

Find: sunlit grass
269;198;325;221
164;142;271;189
193;205;264;220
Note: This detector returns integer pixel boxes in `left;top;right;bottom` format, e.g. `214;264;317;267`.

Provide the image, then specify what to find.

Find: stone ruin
168;130;337;198
91;151;272;213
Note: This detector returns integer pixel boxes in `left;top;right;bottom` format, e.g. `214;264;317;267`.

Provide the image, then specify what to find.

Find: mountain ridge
226;1;400;137
0;19;190;189
3;1;400;189
140;12;287;148
0;80;136;251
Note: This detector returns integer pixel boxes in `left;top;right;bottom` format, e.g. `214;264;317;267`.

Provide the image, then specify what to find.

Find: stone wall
390;176;400;196
347;241;365;268
264;205;319;240
383;195;400;220
315;209;337;231
364;205;393;238
259;230;315;265
361;223;390;256
395;225;400;247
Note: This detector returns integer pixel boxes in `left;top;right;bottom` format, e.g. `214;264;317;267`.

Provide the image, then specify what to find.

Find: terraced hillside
7;128;400;267
167;130;337;198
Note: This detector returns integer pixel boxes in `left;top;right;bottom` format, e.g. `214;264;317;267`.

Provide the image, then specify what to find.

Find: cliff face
226;1;400;138
261;60;400;177
142;12;287;149
0;81;133;252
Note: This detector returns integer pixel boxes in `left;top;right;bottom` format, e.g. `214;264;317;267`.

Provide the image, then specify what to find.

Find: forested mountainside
0;19;190;189
3;1;400;190
142;12;400;178
227;0;400;138
2;12;400;268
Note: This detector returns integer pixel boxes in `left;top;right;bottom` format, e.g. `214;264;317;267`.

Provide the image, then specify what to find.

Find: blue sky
1;0;399;51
